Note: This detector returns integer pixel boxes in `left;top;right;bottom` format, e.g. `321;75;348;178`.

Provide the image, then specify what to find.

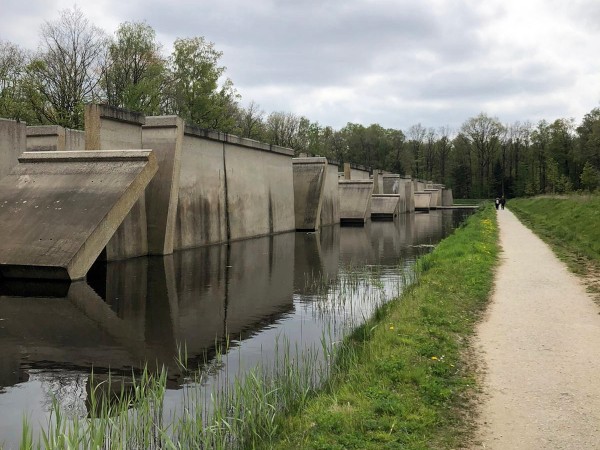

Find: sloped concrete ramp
0;150;157;280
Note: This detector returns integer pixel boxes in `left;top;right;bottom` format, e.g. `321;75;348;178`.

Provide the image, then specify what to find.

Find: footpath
473;208;600;449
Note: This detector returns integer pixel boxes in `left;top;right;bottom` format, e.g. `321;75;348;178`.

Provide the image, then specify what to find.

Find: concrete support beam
292;157;327;231
401;176;415;213
343;162;351;180
414;191;432;211
85;104;148;260
339;180;373;225
0;118;25;180
371;194;399;220
142;116;184;255
26;125;84;152
0;151;157;280
321;162;340;226
442;188;454;206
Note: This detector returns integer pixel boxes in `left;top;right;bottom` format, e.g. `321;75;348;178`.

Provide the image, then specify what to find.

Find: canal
0;209;473;446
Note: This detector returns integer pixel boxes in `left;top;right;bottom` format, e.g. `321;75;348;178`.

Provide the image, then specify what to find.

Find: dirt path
473;208;600;449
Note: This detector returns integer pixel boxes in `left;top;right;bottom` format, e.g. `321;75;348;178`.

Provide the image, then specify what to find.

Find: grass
509;194;600;274
452;198;485;206
266;204;499;449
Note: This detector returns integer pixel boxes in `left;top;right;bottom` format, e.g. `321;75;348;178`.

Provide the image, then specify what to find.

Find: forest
1;7;599;198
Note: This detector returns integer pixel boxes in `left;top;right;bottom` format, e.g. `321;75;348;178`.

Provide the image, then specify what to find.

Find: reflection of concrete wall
27;125;84;152
0;118;24;179
321;162;340;226
339;180;373;224
226;234;294;335
292;157;327;231
225;142;295;240
143;116;183;255
85;104;148;260
339;224;375;266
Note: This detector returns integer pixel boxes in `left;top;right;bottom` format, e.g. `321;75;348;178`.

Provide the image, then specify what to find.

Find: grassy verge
452;199;485;206
268;205;499;449
509;194;600;297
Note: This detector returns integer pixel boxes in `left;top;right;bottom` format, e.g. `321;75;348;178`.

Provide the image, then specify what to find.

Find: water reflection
0;209;472;446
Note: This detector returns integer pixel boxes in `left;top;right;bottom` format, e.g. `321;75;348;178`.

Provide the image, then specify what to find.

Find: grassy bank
509;194;600;274
268;205;499;449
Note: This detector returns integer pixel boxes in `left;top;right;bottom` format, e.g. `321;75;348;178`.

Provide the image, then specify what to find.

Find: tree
407;124;426;178
0;40;34;122
165;36;238;130
580;161;599;192
101;22;166;115
233;100;265;140
26;7;106;129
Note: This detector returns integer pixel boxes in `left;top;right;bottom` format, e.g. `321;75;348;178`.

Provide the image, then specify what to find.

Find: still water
0;210;472;446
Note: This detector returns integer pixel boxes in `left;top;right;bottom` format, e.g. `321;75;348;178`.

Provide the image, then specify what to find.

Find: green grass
267;205;499;449
452;198;485;206
509;194;600;275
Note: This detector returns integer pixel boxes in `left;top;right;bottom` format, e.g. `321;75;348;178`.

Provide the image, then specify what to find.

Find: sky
1;0;599;131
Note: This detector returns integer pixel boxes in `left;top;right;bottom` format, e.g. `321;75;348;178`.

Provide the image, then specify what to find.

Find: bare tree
407;123;426;178
234;100;265;140
27;7;106;129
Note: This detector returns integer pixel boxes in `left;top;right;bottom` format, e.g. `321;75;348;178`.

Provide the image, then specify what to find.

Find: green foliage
580;161;599;192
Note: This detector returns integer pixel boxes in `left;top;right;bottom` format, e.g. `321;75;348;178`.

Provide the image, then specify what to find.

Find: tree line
1;7;599;198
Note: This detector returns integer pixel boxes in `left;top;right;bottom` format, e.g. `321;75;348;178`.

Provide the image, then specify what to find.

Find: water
0;210;472;447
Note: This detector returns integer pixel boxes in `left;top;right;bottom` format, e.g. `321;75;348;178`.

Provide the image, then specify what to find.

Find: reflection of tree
35;370;88;418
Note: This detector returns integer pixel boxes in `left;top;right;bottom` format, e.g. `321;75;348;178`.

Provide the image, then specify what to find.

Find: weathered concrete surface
292;157;327;231
339;179;373;224
350;164;371;180
225;140;295;240
402;176;415;212
321;162;340;226
85;104;148;260
0;118;25;179
371;194;399;220
382;174;400;194
414;191;432;211
0;150;157;280
442;188;454;206
26;125;85;152
142;116;183;255
424;188;441;208
175;126;227;249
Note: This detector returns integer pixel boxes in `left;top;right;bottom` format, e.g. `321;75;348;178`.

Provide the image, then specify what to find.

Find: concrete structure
442;188;454;206
350;163;371;180
371;194;400;220
401;176;415;213
425;188;441;209
0;150;157;280
372;170;385;194
85;104;148;260
414;192;432;211
26;125;85;152
382;174;400;194
292;157;327;231
339;179;373;224
382;174;414;214
0;118;25;180
321;161;340;226
142;116;183;255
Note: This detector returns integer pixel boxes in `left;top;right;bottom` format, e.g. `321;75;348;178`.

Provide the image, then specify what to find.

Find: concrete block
350;163;370;180
402;177;415;213
382;174;400;194
26;125;85;152
424;188;441;208
339;180;373;224
142;116;184;255
0;150;157;280
321;162;340;226
371;194;400;220
414;191;432;211
85;104;148;260
442;188;454;206
175;126;227;249
292;157;327;231
0;118;25;180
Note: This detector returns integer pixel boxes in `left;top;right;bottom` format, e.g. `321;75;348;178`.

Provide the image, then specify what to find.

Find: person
495;197;500;210
500;195;506;210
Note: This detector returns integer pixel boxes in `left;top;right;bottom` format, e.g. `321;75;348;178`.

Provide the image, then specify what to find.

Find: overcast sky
2;0;599;131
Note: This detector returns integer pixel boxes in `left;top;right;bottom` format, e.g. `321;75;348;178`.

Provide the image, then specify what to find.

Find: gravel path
473;208;600;449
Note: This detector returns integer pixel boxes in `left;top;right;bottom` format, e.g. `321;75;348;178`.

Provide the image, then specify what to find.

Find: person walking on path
473;208;600;449
500;196;506;210
494;197;500;210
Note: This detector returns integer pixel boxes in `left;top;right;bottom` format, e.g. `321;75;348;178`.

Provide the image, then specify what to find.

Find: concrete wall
175;126;227;249
321;162;340;226
402;177;415;213
27;125;84;152
142;116;183;255
371;194;399;220
339;180;373;224
442;188;454;206
350;164;370;180
292;157;327;231
382;174;400;194
414;192;432;211
85;104;149;261
225;139;295;240
0;118;25;180
425;188;441;208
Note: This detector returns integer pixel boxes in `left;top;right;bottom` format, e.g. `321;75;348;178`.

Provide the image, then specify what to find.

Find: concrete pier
401;176;415;213
382;174;400;194
442;188;454;206
321;162;340;226
424;188;441;209
371;194;400;220
292;157;327;231
0;151;157;280
339;179;374;224
0;118;25;180
85;104;149;260
414;191;432;211
26;125;84;152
